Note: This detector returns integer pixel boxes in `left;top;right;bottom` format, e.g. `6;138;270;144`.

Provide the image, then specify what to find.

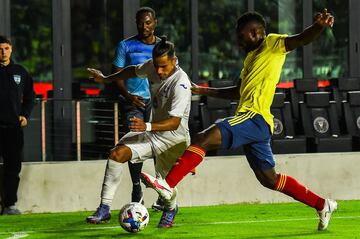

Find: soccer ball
118;202;149;233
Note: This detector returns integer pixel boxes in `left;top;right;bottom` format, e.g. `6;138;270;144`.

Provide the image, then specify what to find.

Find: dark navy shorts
216;113;275;171
119;97;151;129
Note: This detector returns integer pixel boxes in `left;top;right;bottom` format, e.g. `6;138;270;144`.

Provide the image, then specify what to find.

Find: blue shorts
119;97;151;129
216;113;275;171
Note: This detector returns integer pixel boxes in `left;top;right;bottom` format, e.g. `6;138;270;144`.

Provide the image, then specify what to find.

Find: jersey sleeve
168;75;192;118
266;33;289;54
113;41;127;67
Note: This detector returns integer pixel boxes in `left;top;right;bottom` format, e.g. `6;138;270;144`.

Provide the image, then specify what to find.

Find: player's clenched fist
129;116;146;132
314;8;334;27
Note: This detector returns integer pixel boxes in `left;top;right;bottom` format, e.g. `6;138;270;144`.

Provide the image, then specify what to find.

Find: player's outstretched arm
191;82;240;100
87;66;137;84
88;66;145;107
285;8;334;52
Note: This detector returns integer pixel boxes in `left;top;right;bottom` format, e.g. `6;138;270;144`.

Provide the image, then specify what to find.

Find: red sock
165;145;206;188
275;174;325;211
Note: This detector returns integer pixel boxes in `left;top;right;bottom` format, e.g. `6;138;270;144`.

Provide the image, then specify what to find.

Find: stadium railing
21;98;122;162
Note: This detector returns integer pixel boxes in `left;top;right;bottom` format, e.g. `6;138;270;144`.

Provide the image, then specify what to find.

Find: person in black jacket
0;35;35;215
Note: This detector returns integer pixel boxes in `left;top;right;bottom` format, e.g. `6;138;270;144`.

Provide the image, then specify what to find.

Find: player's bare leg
193;124;223;151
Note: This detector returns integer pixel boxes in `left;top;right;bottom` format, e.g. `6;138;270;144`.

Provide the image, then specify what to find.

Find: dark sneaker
152;197;165;212
158;205;178;228
86;204;111;224
2;206;21;215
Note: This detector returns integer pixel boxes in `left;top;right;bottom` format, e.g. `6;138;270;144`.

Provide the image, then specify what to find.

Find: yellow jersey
236;33;289;133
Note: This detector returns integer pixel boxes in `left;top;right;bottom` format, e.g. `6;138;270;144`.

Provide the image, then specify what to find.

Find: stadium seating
330;77;360;123
300;91;352;152
331;77;360;102
270;92;306;154
290;78;318;122
343;91;360;151
199;96;232;129
200;79;237;129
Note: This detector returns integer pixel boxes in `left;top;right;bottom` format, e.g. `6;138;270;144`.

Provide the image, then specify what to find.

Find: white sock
100;159;123;207
164;187;178;211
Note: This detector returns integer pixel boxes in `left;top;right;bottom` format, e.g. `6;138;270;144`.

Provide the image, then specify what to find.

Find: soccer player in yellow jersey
141;9;336;231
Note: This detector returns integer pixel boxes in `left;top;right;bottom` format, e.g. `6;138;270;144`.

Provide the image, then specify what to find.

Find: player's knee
109;147;127;163
258;175;277;189
109;149;120;162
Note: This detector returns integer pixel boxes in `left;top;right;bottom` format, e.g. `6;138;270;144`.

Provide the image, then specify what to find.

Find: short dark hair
136;6;156;19
236;11;266;30
0;35;12;45
152;36;175;59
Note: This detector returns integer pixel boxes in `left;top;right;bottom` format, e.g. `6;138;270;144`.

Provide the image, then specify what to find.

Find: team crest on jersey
13;75;21;85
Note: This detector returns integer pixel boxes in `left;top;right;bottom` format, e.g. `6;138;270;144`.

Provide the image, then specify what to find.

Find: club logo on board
273;118;283;135
313;116;329;134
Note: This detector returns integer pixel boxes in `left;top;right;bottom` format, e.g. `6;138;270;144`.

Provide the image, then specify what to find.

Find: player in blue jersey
112;7;160;205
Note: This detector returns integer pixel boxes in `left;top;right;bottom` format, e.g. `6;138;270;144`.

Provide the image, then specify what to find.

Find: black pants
0;126;23;207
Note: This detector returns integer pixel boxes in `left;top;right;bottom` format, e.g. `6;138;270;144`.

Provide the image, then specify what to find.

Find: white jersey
134;59;192;156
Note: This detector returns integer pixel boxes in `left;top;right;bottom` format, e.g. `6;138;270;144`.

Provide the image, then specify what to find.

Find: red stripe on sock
165;145;205;188
275;174;325;211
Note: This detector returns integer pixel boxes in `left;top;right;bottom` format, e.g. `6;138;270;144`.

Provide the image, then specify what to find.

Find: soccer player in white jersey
86;36;191;228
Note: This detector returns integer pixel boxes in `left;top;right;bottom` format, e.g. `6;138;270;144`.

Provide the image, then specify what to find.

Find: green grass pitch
0;200;359;239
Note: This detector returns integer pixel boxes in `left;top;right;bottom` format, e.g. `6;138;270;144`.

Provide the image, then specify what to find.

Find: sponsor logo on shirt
180;84;187;89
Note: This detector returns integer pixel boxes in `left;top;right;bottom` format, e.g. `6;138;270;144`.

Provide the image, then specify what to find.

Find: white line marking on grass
176;215;360;226
188;215;360;225
5;232;29;239
1;215;359;236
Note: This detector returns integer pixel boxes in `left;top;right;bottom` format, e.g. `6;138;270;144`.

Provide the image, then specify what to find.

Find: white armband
145;122;152;131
